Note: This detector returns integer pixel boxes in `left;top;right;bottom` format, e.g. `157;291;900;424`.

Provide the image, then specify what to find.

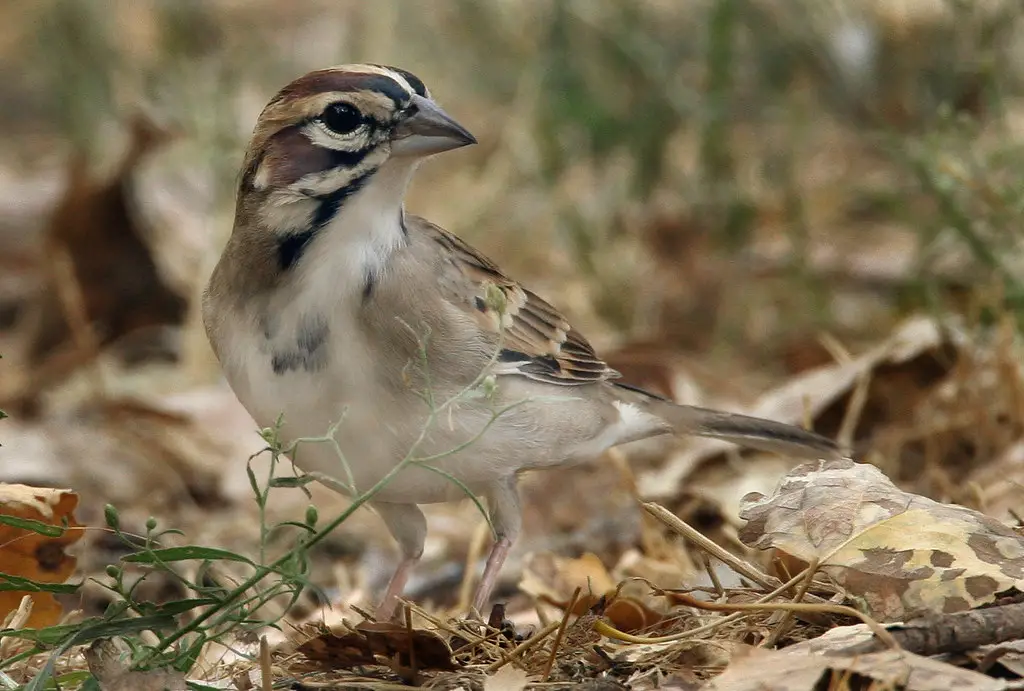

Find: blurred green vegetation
4;0;1024;367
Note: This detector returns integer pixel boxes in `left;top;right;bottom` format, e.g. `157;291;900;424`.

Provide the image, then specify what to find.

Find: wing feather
416;218;620;386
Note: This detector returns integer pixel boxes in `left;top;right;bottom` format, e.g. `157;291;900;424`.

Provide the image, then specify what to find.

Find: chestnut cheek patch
257;127;341;188
256;126;376;191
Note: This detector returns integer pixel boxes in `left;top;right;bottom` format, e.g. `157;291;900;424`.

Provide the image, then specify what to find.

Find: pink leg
375;554;420;621
370;502;427;622
469;478;521;616
471;536;512;615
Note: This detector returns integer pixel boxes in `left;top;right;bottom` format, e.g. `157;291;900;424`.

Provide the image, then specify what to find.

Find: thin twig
602;565;822;645
48;242;107;399
485;621;561;673
542;587;581;683
403;601;514;668
258;635;271;691
700;552;724;598
764;558;819;648
643;503;775;590
600;596;899;651
838;370;871;452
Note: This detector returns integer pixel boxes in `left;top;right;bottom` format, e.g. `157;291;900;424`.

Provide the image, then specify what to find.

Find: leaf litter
5;274;1024;688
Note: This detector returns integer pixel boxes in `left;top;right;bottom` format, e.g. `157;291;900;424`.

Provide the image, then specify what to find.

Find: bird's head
235;64;475;267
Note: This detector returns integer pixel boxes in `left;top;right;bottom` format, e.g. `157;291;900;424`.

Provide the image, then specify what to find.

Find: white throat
296;158;417;303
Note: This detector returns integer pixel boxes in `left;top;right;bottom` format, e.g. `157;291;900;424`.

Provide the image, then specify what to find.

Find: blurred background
2;0;1024;618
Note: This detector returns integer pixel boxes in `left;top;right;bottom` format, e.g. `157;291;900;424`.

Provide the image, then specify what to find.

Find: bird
202;64;842;622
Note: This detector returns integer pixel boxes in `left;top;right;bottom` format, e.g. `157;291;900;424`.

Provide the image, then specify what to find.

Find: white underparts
565;399;666;462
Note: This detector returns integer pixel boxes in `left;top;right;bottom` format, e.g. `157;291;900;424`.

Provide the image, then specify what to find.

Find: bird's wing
418;218;620;386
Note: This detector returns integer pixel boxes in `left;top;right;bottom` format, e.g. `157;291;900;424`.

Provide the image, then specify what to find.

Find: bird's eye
320;103;363;135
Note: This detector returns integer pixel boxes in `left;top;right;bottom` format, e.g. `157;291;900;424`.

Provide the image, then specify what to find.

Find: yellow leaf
0;483;84;628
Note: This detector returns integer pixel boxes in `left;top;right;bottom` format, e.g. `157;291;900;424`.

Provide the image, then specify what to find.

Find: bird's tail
614;383;844;460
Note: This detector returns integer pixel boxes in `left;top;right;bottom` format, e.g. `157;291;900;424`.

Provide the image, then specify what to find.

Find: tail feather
614;383;843;460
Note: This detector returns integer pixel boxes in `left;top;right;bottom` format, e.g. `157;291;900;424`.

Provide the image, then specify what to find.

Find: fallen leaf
705;643;1007;691
297;621;457;671
0;483;84;627
295;629;376;667
519;552;617;610
23;111;185;380
85;638;187;691
519;552;666;632
739;458;1024;621
974;639;1024;678
482;664;531;691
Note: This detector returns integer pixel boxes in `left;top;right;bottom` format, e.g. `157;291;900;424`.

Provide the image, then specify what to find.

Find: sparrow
202;64;841;621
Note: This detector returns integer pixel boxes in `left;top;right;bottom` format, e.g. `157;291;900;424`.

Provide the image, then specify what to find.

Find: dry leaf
24;111;185;375
295;629;376;667
297;621;457;671
974;639;1024;678
519;552;617;610
482;664;531;691
739;459;1024;621
705;643;1007;691
519;552;665;632
0;483;83;627
85;638;187;691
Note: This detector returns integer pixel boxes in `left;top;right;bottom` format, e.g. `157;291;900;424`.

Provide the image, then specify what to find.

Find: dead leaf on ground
519;552;666;633
22;110;186;391
968;439;1024;523
520;552;617;609
739;458;1024;621
0;483;84;628
973;639;1024;678
482;664;532;691
85;638;187;691
297;621;457;672
705;643;1007;691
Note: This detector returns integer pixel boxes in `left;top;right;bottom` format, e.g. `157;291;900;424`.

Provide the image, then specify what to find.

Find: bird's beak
391;94;476;157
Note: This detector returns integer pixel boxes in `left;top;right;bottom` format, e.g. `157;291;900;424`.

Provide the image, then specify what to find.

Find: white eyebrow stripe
325;63;416;96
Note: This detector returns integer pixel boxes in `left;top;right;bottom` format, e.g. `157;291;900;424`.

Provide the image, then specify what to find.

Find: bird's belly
243;391;610;505
222;329;617;504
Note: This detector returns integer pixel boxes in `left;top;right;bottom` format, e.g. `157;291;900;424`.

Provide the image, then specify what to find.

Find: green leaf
0;614;177;647
270;520;317;535
0;514;66;537
23;653;59;691
121;547;255;565
147;598;220;616
53;670;94;687
174;637;206;673
268;476;315;489
0;572;80;594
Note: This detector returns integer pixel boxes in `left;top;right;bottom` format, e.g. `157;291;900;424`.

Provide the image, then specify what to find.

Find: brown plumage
427;221;618;385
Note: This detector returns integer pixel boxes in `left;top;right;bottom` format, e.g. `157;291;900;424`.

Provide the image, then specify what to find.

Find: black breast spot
271;313;330;375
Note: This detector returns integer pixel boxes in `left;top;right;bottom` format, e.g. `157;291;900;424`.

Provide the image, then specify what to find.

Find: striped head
235;64;475;268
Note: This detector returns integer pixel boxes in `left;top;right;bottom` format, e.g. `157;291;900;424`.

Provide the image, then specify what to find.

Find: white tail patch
565;399;669;463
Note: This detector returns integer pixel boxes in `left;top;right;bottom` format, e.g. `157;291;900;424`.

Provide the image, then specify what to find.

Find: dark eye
320;103;363;134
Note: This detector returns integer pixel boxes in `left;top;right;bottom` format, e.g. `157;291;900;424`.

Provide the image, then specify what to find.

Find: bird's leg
376;555;418;622
471;476;522;616
370;502;427;622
